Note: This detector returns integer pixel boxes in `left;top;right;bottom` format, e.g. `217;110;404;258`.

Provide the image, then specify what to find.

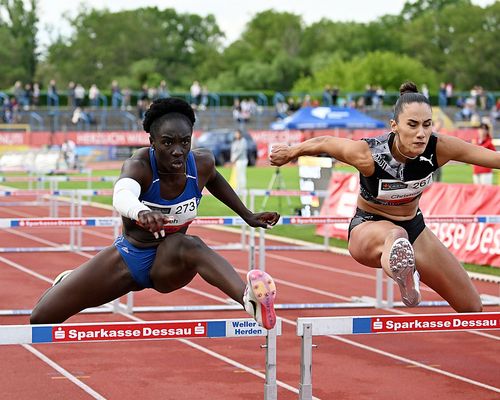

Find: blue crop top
140;148;202;232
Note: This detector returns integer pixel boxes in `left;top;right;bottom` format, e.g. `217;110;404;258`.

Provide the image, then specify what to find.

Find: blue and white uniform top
359;132;439;206
140;147;202;233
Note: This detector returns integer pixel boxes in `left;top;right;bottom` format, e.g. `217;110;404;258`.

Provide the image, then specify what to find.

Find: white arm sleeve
113;177;151;220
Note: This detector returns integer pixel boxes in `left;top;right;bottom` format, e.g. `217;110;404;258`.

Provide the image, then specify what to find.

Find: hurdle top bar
296;312;500;336
0;318;282;345
1;215;500;229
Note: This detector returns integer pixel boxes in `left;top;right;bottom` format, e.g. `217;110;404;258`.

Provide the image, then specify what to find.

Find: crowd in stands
2;79;499;131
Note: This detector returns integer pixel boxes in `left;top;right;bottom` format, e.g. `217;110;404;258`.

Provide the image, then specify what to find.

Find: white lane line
329;334;500;393
0;236;305;398
123;312;309;398
279;316;500;394
2;209;498;395
0;255;52;284
22;344;107;400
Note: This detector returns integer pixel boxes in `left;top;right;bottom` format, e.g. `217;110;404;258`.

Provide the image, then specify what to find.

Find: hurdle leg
299;323;313;400
264;326;278;400
259;227;266;271
375;269;384;308
248;227;255;270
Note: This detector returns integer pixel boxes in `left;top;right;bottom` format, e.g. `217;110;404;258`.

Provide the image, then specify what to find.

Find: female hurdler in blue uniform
270;81;500;312
31;98;279;329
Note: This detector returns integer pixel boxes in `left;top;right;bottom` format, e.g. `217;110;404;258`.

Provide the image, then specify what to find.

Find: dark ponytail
393;81;431;121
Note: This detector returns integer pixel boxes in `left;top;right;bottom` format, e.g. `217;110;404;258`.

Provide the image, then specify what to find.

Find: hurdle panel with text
0;318;281;400
295;312;500;400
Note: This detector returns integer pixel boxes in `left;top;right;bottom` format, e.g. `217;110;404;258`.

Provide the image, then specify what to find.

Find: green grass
2;163;499;275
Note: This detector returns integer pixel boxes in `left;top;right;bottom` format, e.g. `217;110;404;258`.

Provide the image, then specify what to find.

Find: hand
269;144;292;166
136;210;173;239
243;211;280;229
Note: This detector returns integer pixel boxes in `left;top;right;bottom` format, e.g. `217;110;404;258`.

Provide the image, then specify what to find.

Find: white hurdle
296;312;500;400
0;317;281;400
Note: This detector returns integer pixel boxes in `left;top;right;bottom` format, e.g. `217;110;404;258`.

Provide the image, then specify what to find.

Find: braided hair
143;97;196;135
393;81;431;122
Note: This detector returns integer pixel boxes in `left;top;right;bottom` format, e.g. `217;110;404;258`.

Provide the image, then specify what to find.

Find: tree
0;0;38;87
400;1;499;89
293;51;438;95
40;7;224;90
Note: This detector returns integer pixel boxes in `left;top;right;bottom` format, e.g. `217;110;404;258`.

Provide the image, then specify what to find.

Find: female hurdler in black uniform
270;81;500;311
31;97;279;329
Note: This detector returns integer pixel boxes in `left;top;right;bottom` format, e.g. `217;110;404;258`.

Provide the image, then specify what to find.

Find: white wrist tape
113;177;151;220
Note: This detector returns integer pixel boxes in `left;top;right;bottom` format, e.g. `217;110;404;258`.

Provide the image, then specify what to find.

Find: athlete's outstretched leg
30;246;140;324
349;221;421;306
150;233;276;328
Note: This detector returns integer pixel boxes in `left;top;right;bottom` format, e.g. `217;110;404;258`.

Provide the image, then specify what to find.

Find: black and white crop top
359;132;439;206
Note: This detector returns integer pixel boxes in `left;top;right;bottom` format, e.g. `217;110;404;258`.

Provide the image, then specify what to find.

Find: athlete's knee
159;234;207;265
455;297;482;313
30;304;53;325
386;227;408;245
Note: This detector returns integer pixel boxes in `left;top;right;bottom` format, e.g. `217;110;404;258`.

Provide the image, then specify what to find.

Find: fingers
137;211;169;238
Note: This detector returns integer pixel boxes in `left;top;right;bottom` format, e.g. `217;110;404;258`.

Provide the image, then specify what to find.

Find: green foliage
293;51;438;93
39;7;224;90
1;2;498;93
0;0;38;87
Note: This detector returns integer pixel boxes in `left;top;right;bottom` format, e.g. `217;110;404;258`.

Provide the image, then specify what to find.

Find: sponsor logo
52;322;208;342
230;320;264;336
18;219;87;227
381;182;408;191
371;314;499;333
419;155;434;166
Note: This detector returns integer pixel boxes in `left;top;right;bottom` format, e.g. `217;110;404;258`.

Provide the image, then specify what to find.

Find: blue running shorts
114;235;156;288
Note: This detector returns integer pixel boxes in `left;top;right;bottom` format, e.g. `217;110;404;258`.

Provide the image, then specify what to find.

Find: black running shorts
348;208;426;244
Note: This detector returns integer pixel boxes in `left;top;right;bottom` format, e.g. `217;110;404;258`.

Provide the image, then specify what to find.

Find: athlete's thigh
413;227;480;310
34;246;139;318
348;220;402;268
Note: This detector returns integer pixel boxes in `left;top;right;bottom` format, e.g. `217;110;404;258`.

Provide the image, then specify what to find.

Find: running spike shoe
389;238;421;307
52;270;73;287
243;269;277;330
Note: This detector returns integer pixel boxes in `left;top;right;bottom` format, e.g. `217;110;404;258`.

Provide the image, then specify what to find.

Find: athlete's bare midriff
357;195;420;221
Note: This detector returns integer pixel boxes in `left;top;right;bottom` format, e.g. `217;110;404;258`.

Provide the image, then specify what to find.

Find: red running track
0;198;499;399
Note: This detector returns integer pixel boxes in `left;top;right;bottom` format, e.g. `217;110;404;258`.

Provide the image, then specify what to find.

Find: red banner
316;172;500;267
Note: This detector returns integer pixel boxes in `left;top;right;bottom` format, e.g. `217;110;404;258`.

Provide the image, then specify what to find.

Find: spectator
438;82;447;107
111;80;122;108
67;81;76;107
432;118;444;182
332;86;340;106
61;139;77;169
47;79;58;107
190;80;201;108
287;97;300;114
157;80;169;99
2;97;16;123
421;84;429;99
13;81;24;105
230;129;248;192
322;85;332;106
275;100;289;119
88;84;100;107
445;82;453;105
22;83;32;110
74;83;85;108
472;123;496;185
32;82;40;108
122;87;132;110
200;85;209;110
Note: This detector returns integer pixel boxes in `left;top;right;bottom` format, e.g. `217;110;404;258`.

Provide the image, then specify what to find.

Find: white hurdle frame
0;317;281;400
296;312;500;400
0;215;499;316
